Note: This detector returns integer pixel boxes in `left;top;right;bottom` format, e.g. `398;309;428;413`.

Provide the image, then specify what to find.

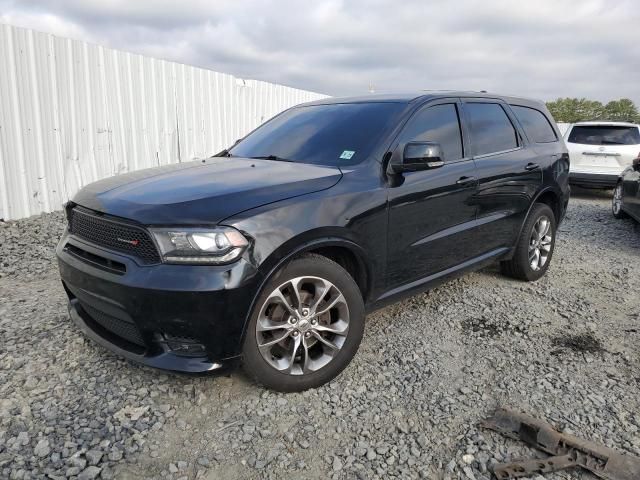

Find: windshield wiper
214;149;233;157
249;155;294;162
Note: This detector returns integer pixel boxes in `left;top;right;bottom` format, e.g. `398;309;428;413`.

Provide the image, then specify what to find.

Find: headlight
150;227;249;265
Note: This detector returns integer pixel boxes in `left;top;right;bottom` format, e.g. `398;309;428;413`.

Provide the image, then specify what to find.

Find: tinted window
465;103;519;156
567;125;640;146
398;104;463;162
511;105;557;143
229;102;406;166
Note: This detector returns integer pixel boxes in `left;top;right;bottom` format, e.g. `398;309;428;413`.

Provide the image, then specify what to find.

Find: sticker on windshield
339;150;355;160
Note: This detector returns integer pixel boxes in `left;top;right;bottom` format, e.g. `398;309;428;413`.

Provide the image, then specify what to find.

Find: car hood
72;157;342;225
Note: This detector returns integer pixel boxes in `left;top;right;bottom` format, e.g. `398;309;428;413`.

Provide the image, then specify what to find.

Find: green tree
546;98;604;123
546;97;640;123
603;99;639;122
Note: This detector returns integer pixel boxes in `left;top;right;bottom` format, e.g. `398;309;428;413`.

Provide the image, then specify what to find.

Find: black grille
64;243;126;274
82;303;146;347
68;207;160;264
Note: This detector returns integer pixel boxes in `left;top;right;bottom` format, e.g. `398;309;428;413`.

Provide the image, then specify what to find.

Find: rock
85;450;102;466
69;454;87;470
16;432;29;446
66;467;82;477
108;450;123;462
34;439;50;457
298;440;310;449
114;406;149;423
77;466;101;480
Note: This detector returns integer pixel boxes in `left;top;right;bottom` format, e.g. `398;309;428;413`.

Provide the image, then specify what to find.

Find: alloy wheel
255;276;350;375
528;215;552;271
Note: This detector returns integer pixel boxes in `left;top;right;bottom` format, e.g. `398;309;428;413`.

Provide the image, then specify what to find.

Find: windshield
567;125;640;146
229;102;407;166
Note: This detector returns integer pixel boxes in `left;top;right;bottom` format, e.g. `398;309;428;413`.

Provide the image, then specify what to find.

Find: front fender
223;170;388;348
256;233;372;293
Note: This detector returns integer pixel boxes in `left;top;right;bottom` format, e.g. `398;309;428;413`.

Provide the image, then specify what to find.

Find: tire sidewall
242;255;365;392
519;204;556;281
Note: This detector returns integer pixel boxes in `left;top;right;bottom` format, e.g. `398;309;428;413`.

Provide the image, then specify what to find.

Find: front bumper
57;231;261;373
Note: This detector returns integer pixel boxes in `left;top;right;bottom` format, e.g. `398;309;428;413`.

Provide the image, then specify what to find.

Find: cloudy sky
1;0;638;104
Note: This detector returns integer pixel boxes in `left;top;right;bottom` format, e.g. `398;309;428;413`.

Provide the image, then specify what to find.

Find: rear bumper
57;231;261;373
569;172;619;187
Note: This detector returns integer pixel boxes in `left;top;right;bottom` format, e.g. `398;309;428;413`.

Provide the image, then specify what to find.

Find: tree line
546;98;640;123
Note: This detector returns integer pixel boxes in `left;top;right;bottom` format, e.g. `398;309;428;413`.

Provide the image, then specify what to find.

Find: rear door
566;125;640;175
386;100;479;290
460;99;543;253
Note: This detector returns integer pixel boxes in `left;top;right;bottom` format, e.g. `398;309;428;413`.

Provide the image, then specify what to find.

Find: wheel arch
258;235;372;302
534;188;562;223
237;233;373;352
511;188;562;253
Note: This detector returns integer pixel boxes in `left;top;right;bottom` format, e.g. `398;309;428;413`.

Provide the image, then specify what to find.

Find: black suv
57;92;570;391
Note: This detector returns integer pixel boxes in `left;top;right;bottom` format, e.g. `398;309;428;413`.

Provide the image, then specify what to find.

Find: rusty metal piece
493;454;577;478
481;408;640;480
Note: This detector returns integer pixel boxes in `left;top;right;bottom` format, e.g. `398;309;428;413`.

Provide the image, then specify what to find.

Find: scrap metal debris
481;408;640;480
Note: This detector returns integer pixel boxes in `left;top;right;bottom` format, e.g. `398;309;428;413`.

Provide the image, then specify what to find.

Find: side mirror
388;142;445;174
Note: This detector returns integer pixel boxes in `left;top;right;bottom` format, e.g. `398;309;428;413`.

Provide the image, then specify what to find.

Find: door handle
525;163;540;171
456;176;477;185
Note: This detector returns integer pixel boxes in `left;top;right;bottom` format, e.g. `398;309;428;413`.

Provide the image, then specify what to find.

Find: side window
399;104;463;162
511;105;557;143
465;103;519;156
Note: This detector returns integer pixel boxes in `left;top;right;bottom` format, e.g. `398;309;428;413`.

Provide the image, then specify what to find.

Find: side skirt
367;247;511;313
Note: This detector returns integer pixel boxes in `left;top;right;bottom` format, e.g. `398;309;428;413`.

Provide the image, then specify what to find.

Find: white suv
564;121;640;187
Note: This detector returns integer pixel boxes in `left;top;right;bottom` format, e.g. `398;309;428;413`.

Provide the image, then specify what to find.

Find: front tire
612;182;627;219
242;254;365;392
501;203;556;282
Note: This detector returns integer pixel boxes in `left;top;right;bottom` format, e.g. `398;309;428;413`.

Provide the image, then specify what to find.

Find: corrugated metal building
0;23;326;220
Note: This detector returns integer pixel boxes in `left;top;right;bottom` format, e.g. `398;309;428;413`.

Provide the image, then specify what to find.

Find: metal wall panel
0;23;327;220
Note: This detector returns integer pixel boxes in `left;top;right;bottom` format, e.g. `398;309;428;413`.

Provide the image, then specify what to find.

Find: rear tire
242;254;364;392
501;203;556;282
612;182;628;219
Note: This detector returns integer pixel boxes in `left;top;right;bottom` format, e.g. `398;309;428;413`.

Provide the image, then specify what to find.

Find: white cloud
1;0;638;104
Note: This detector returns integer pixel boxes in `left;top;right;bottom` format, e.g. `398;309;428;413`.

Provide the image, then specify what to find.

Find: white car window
567;126;640;146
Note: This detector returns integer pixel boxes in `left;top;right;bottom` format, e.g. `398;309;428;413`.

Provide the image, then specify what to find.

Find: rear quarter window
567;125;640;146
511;105;557;143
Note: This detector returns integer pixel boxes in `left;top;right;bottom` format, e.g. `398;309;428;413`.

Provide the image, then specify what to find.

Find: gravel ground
1;188;639;480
